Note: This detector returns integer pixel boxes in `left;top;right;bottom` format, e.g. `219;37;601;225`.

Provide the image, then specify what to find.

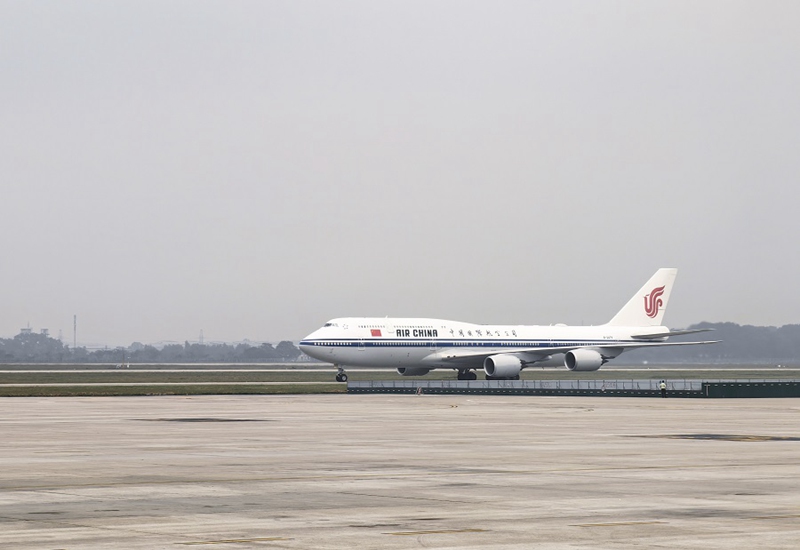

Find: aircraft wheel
335;374;343;382
468;372;478;380
339;373;348;383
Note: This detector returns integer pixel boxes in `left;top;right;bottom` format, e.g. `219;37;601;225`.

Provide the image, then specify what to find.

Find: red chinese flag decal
371;329;382;337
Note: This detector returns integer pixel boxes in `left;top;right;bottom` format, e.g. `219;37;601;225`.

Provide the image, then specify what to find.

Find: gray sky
2;1;799;346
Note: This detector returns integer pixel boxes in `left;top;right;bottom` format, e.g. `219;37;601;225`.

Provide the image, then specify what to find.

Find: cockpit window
323;322;338;327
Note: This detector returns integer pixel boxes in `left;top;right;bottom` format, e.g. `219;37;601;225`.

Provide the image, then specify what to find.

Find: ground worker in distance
660;380;667;398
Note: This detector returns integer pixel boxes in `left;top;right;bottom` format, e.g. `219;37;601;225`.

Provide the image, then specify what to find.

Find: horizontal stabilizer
630;328;715;340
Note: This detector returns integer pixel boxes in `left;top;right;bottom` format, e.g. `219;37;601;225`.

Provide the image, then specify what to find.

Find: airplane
299;268;717;382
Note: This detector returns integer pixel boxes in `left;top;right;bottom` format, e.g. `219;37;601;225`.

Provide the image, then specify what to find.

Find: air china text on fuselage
300;268;717;382
394;328;438;338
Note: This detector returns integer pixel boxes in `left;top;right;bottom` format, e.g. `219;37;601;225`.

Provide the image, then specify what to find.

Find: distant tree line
617;322;800;365
0;331;303;363
2;322;799;365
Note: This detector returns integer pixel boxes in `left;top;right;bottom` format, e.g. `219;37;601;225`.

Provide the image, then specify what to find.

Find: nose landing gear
334;365;348;383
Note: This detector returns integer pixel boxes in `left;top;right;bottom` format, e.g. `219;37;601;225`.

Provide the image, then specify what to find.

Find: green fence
349;379;800;398
703;382;800;398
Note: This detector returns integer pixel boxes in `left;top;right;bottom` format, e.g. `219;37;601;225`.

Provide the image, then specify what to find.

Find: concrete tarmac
2;395;800;549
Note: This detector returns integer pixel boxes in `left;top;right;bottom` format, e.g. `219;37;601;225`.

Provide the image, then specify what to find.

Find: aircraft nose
298;332;320;359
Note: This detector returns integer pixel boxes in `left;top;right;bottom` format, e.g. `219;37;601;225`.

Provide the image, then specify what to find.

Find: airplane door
358;338;365;351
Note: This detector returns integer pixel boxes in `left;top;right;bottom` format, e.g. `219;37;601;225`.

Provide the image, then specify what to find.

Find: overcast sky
2;1;799;346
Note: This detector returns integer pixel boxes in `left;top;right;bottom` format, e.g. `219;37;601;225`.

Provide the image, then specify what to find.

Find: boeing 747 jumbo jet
299;268;716;382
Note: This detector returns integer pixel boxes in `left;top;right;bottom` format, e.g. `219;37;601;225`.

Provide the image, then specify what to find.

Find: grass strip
1;369;797;386
0;384;346;398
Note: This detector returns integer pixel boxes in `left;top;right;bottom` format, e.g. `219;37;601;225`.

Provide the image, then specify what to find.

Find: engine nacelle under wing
396;367;432;377
564;349;604;371
483;354;523;378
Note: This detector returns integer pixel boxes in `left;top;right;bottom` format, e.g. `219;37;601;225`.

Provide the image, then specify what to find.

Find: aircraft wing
427;347;554;365
427;340;719;365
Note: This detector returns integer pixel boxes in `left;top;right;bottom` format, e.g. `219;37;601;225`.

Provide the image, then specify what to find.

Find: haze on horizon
2;1;799;347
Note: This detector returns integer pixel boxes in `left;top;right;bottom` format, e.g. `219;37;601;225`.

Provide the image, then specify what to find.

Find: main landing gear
457;369;478;381
334;365;348;383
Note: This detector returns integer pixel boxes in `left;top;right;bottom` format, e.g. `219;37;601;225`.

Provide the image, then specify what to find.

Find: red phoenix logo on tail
644;286;665;318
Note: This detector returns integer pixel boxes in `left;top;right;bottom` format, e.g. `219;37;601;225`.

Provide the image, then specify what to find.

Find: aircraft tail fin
606;268;678;327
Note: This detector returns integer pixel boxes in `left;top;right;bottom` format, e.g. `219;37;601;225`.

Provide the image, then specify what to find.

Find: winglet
606;268;678;327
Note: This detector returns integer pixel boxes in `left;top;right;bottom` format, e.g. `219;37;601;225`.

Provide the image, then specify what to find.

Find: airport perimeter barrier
347;379;800;398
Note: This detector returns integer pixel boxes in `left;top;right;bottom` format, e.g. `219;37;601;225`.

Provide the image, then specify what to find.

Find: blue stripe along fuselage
299;339;636;348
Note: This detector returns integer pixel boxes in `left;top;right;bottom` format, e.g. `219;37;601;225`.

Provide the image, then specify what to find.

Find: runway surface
2;395;800;549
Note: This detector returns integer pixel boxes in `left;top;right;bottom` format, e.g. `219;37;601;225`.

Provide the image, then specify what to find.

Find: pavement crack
336;491;468;504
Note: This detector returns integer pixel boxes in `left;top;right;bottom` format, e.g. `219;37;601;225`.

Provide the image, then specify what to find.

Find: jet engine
396;367;432;377
483;354;523;378
564;349;604;371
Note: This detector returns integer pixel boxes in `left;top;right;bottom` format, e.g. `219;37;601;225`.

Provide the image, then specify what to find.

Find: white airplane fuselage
300;318;664;369
299;269;715;381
